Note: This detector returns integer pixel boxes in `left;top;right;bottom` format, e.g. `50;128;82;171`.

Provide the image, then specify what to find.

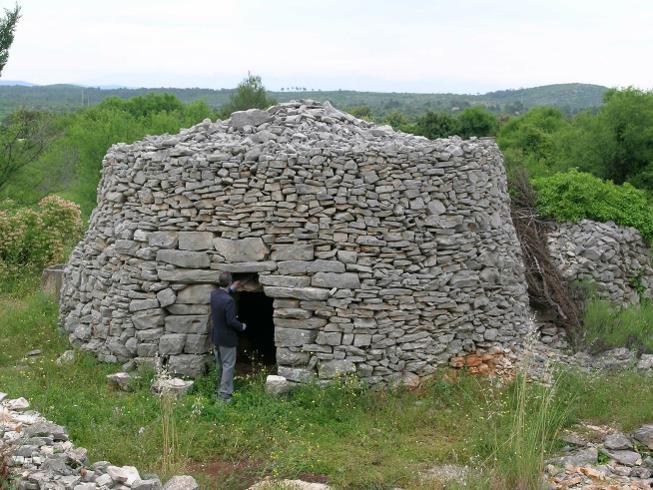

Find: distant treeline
1;74;651;240
0;82;608;119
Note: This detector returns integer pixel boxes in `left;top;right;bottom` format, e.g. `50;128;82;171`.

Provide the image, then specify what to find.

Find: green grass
582;297;653;353
2;280;653;489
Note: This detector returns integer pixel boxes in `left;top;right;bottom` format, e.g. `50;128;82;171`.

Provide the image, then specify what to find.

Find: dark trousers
215;345;237;400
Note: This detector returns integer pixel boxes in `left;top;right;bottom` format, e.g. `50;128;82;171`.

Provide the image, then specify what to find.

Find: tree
0;109;55;189
457;106;497;138
221;73;276;117
347;105;372;120
415;111;459;139
0;4;21;78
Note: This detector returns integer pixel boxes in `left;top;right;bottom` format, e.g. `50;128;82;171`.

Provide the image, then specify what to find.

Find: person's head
218;271;233;288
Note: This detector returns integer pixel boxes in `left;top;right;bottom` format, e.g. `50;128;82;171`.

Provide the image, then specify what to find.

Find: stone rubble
545;424;653;489
548;220;653;305
0;394;198;490
59;100;530;384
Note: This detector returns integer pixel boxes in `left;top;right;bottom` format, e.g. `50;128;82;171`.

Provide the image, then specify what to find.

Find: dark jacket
210;288;245;347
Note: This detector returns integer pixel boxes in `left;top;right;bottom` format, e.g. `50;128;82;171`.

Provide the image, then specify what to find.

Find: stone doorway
232;274;276;367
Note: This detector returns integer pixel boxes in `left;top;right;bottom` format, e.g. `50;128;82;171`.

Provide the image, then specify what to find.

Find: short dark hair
218;271;232;288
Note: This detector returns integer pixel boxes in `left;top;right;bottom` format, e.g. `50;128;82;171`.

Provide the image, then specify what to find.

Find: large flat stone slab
213;237;269;262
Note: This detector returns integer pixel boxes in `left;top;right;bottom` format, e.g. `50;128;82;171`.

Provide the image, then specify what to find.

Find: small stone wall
547;219;653;305
59;100;529;384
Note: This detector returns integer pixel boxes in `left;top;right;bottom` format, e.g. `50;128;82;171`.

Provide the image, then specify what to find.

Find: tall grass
582;298;653;353
478;372;570;489
160;391;179;477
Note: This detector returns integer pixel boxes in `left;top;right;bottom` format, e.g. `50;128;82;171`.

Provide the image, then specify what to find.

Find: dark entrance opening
232;273;276;368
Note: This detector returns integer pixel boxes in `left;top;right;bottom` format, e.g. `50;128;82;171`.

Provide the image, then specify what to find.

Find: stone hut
59;100;529;384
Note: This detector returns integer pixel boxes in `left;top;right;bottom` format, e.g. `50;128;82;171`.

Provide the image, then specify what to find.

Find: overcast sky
3;0;652;93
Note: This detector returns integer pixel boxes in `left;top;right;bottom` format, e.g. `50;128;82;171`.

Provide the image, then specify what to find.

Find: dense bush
0;195;81;275
532;169;653;243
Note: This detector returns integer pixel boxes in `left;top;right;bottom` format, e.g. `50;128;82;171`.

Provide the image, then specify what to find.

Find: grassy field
2;278;653;489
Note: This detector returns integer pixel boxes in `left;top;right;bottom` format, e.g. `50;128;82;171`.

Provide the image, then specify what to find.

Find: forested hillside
0;82;607;119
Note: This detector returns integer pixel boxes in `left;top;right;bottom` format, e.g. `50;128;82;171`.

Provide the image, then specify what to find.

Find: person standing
210;272;246;402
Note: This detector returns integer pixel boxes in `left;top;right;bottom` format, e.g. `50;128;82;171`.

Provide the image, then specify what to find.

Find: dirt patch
185;458;263;489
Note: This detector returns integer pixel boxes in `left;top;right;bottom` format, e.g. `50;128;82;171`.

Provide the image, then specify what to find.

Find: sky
3;0;653;93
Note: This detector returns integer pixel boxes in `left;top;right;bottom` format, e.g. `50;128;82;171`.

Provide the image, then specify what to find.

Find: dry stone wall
547;220;653;305
59;100;529;384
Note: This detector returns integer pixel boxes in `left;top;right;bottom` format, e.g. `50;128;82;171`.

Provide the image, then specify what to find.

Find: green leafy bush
532;169;653;242
0;195;81;275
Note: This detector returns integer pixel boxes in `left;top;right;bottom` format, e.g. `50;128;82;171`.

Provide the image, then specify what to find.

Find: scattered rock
163;475;199;490
604;449;642;466
151;377;194;397
265;375;291;395
107;465;141;485
604;432;633;450
548;447;598;466
106;372;133;391
637;354;653;370
633;424;653;450
133;478;163;490
3;397;30;411
25;349;42;357
56;350;76;366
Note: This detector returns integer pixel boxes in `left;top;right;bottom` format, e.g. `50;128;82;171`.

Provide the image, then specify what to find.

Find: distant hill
0;80;36;86
0;82;608;119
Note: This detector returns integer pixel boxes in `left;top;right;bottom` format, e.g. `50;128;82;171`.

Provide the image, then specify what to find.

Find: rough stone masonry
59;100;530;384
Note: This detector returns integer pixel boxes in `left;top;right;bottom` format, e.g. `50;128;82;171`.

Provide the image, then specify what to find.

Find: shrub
0;195;81;275
532;169;653;243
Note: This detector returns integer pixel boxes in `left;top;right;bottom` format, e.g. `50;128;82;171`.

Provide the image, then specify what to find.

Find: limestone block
149;232;179;248
277;260;345;274
213;237;268;262
259;275;311;288
42;264;65;301
132;479;163;490
311;272;360;289
265;375;291;395
184;334;211;354
178;232;214;251
277;366;315;382
158;268;220;283
271;244;315;261
274;317;327;329
167;355;208;377
159;334;186;355
157;250;210;269
129;298;160;312
276;348;310;366
176;284;215;304
165;315;209;334
229;108;272;129
316;331;342;345
275;328;318;346
264;287;330;301
318;359;356;378
218;261;276;273
157;288;177;308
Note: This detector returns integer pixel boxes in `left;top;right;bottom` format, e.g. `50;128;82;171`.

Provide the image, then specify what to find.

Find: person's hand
231;280;241;290
242;323;247;331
